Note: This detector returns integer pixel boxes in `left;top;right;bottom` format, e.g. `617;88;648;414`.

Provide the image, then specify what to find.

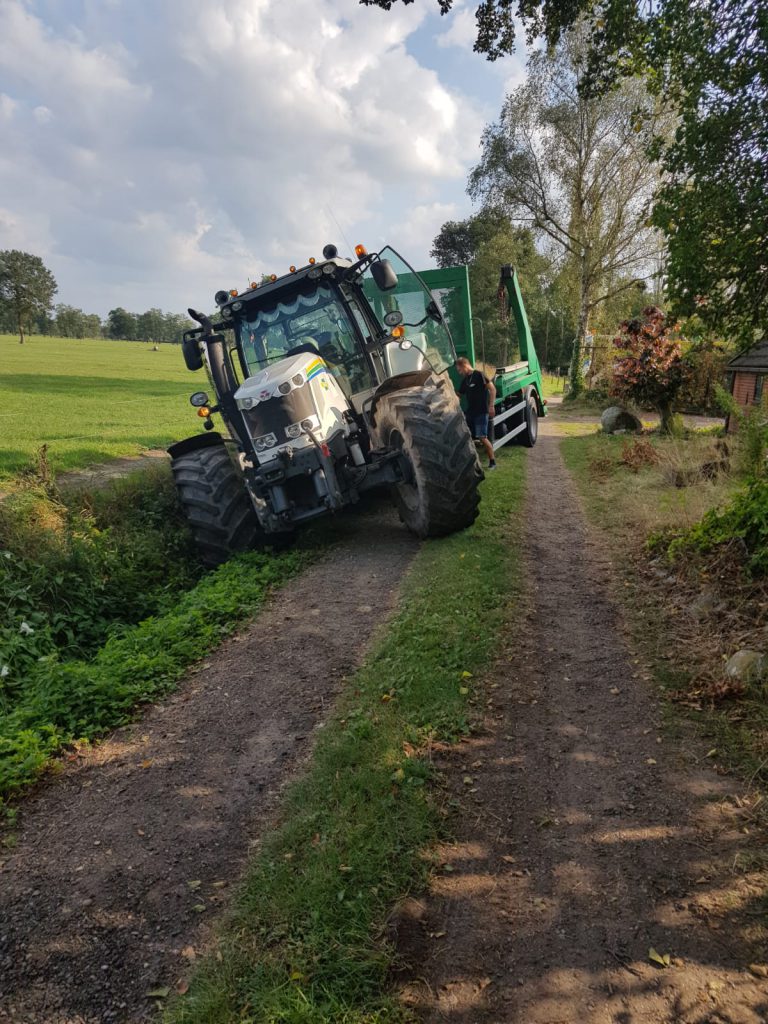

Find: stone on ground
601;406;642;434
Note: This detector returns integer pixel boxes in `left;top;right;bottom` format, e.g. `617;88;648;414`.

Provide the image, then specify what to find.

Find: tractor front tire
376;379;483;538
171;442;263;567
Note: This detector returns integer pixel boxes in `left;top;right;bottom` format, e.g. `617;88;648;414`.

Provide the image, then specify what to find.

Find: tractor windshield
362;247;456;374
235;283;375;397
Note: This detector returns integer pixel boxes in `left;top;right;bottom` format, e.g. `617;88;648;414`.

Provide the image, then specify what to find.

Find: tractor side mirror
182;335;203;372
370;258;398;292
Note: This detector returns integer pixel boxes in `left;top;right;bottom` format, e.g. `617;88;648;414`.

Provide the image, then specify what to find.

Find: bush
714;384;768;477
0;466;199;710
668;477;768;575
0;547;308;799
611;306;684;432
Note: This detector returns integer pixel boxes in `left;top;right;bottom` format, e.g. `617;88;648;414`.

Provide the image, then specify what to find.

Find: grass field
0;334;199;482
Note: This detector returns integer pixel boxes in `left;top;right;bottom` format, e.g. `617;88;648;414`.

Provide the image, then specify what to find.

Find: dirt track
396;428;768;1023
0;504;417;1023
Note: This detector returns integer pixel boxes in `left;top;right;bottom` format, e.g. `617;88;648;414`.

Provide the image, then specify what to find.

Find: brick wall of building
729;371;762;431
733;371;757;407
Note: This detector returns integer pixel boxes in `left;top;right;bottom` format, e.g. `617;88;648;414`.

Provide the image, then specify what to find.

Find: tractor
169;244;487;566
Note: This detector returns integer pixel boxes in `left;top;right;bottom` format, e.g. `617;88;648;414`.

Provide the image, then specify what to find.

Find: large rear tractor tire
376;378;483;538
171;442;263;567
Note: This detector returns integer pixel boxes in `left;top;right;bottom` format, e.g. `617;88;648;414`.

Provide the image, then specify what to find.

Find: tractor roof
216;257;353;317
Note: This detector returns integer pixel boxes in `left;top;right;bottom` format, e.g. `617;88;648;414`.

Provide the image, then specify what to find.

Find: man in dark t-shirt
456;356;496;470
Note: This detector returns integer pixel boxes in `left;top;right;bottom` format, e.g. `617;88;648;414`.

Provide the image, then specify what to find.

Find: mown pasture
0;334;199;482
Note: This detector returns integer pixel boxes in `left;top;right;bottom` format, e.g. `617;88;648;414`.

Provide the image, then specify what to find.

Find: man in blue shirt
456;356;496;470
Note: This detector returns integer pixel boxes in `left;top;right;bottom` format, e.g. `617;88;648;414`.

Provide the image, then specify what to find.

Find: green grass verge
0;333;197;482
559;432;768;786
560;432;741;538
164;450;526;1024
0;545;314;803
541;372;565;399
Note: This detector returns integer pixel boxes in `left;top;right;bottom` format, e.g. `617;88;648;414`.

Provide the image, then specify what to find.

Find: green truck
393;262;545;450
171;243;545;564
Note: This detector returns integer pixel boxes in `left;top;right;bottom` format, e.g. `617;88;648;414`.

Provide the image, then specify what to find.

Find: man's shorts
468;412;490;439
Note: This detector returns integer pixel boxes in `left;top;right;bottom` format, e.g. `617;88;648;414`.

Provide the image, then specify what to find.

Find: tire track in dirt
0;503;418;1024
395;433;768;1023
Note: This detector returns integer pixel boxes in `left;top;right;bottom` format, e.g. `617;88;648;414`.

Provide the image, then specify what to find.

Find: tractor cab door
362;247;458;380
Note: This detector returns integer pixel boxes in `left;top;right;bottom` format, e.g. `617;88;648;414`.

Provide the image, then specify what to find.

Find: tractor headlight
292;373;304;386
278;381;292;395
255;433;277;451
301;418;314;431
322;264;335;276
232;300;243;311
285;423;302;439
308;267;322;279
241;397;254;410
222;307;233;319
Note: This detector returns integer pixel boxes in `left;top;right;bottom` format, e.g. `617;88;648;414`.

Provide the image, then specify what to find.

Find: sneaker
488;461;497;470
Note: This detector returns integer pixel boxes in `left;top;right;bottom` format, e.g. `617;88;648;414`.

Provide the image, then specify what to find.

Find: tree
55;304;86;338
430;209;509;268
432;213;566;367
360;0;537;60
469;25;664;394
0;250;57;345
136;308;165;343
642;1;767;345
365;0;768;346
611;306;684;433
163;312;194;342
81;313;103;338
107;307;137;340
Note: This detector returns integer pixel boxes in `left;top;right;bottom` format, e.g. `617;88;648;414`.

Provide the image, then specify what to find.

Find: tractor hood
235;352;349;464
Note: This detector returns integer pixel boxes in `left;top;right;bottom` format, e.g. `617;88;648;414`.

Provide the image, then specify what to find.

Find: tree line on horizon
0;249;193;344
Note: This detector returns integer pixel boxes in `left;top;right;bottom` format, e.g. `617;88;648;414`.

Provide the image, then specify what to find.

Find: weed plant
0;466;199;700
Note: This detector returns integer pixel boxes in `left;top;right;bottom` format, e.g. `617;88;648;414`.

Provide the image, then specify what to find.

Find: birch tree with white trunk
469;24;665;393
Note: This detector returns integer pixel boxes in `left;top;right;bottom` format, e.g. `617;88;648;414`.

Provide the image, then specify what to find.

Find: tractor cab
209;244;457;412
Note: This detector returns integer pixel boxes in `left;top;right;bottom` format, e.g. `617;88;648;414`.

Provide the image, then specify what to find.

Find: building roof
728;337;768;372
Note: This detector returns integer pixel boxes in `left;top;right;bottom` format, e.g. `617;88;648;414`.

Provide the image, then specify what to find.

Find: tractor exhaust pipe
188;308;249;451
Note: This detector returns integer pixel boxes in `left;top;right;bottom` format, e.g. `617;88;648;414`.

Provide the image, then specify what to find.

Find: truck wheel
376;379;483;538
171;442;263;567
520;395;539;448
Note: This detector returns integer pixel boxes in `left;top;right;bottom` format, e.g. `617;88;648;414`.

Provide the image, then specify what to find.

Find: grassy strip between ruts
164;449;526;1024
0;544;314;803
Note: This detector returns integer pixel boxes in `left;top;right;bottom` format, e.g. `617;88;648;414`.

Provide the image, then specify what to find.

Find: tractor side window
362;247;456;374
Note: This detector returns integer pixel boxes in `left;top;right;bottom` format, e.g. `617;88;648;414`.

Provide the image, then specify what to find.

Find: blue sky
0;0;528;316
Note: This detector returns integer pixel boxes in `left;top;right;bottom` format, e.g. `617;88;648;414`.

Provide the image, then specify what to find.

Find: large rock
601;406;642;434
725;649;766;683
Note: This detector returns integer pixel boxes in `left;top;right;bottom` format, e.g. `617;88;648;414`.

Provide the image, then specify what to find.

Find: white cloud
388;202;460;264
436;6;477;51
0;93;17;121
0;0;485;314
